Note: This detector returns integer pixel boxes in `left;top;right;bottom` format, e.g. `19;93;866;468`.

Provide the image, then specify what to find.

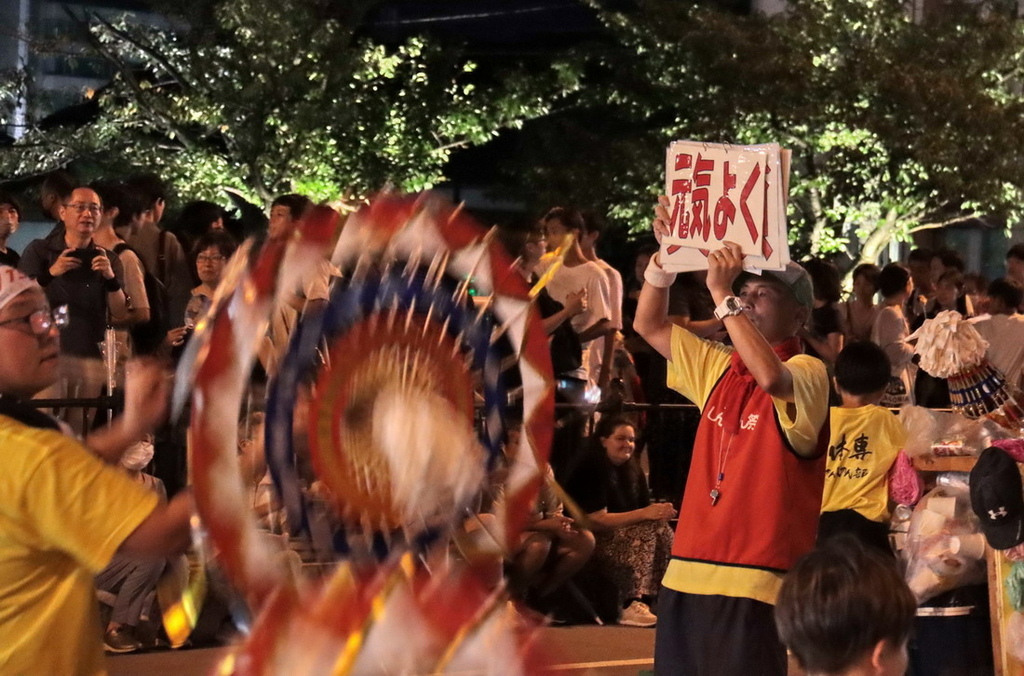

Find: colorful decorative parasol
913;310;1024;427
172;193;555;673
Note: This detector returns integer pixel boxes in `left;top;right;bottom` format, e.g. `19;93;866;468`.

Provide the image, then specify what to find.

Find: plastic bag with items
900;405;1011;460
903;484;987;603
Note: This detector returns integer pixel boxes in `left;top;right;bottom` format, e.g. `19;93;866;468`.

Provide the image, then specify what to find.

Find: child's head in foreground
774;535;915;676
833;341;892;406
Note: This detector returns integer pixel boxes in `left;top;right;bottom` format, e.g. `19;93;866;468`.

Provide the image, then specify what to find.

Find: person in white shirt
539;207;612;386
973;278;1024;394
538;207;613;483
258;193;338;378
579;211;624;390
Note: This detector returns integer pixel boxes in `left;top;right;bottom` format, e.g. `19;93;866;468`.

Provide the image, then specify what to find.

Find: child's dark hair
906;247;933;265
775;535;916;674
580;209;606;238
90;181;143;229
834;341;891;395
933;247;965;273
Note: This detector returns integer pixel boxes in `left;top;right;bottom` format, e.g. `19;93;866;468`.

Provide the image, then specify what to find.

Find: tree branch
73;14;198;152
85;10;192;93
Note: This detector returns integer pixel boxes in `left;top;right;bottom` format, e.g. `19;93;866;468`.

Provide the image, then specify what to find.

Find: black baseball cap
970;447;1024;550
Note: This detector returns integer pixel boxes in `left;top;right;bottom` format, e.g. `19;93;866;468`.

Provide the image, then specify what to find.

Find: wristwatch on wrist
713;295;744;321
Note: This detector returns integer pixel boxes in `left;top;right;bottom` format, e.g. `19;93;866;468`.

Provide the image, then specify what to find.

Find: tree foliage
0;0;576;206
506;0;1024;263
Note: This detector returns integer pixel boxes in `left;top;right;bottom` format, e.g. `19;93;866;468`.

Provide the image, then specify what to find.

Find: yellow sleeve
880;409;907;466
888;410;908;449
772;354;830;457
666;324;732;408
23;432;159;574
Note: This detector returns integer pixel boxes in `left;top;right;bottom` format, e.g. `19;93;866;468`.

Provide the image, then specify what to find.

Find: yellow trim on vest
661;559;785;606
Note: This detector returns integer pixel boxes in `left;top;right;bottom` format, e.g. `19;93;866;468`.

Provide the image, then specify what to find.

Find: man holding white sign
634;195;829;675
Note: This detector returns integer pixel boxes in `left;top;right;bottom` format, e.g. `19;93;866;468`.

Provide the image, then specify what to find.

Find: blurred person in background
125;174;192;326
871;264;916;408
166;229;239;352
903;247;934;328
973;278;1024;394
0;191;21;268
172;200;227;257
800;258;844;364
839;263;880;344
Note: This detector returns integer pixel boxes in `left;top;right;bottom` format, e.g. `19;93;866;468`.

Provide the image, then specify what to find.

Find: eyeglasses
0;305;69;336
64;203;102;214
196;254;225;263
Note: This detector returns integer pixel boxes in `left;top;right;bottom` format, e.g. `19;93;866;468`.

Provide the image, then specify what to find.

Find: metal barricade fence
25;391;937;509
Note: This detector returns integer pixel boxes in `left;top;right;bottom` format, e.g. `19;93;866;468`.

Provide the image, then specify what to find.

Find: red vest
671;340;829;573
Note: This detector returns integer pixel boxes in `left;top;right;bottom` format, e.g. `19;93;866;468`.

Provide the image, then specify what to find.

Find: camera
68;247;100;266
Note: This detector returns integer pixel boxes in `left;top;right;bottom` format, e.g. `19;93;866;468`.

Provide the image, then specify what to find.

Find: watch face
715;296;743;320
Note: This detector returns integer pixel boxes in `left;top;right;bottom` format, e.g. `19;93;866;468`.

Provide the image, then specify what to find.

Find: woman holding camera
166;230;238;349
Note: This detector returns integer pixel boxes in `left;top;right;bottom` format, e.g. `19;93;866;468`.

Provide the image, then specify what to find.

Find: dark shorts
654;588;786;676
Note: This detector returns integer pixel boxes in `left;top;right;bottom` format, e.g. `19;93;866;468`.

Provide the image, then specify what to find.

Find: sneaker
104;626;143;653
618;600;657;628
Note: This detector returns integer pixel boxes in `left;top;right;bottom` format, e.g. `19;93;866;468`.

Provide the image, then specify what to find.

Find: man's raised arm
632;197;677;360
705;242;795;402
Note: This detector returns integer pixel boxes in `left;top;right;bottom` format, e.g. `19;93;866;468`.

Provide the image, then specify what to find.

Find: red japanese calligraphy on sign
661;141;790;274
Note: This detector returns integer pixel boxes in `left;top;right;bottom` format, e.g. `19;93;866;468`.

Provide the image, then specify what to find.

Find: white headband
0;265;40;314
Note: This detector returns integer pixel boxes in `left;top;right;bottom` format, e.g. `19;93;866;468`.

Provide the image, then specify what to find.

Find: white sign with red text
661;141;791;274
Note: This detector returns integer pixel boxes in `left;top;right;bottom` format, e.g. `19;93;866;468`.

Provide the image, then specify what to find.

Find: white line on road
548;657;654;671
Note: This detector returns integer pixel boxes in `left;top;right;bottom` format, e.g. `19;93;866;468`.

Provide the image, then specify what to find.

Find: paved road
108;624;656;675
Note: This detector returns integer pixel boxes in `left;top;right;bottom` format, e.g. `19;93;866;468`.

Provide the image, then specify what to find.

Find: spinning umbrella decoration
170;194;556;674
912;310;1024;428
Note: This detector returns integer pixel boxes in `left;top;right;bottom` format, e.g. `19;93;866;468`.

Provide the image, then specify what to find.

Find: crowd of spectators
489;209;1024;633
2;173;1023;657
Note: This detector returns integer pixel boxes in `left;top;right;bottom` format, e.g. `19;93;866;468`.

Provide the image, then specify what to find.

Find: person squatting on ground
0;265;193;675
635;197;830;675
774;535;916;676
95;435;169;653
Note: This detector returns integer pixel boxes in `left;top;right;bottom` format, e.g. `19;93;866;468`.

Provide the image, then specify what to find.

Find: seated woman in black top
568;416;675;627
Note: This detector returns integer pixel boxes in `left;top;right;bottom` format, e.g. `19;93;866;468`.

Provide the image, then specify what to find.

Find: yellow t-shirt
821;405;906;522
0;416;158;676
665;325;829;456
662;326;830;604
